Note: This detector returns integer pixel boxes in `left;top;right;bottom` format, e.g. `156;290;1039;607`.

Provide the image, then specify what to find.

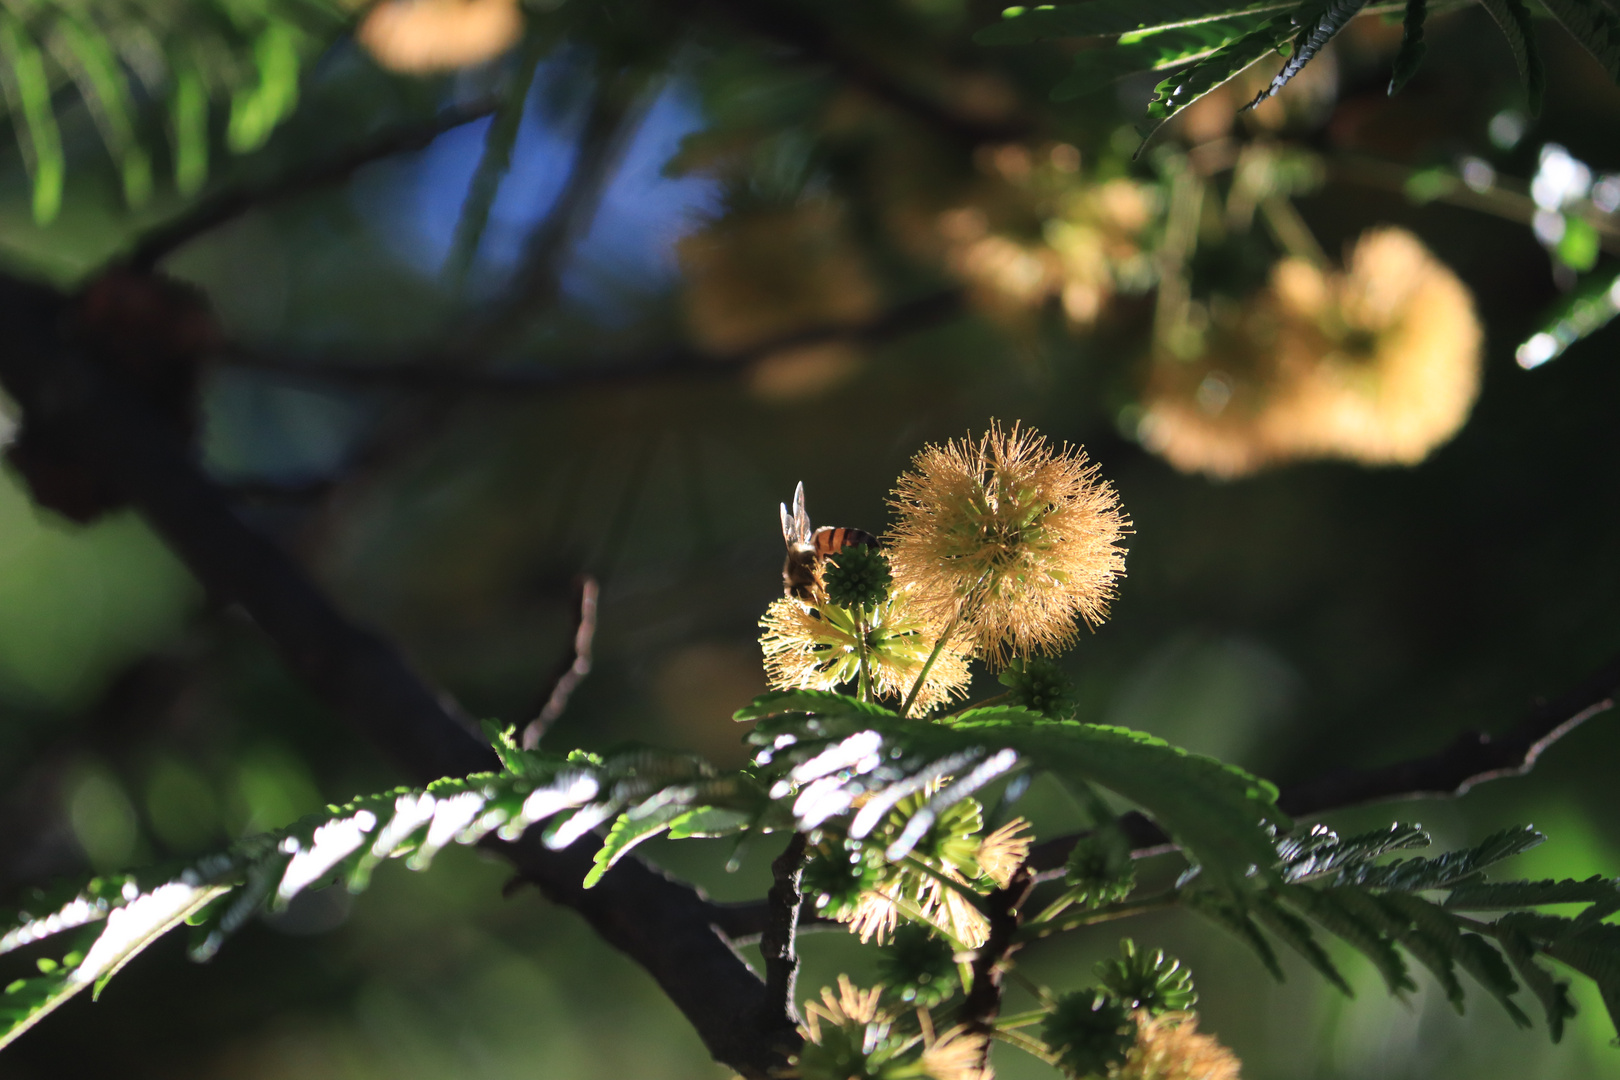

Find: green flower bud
1096;939;1197;1014
997;656;1077;719
876;923;961;1007
1040;989;1135;1078
803;841;885;917
824;545;893;611
1063;824;1135;907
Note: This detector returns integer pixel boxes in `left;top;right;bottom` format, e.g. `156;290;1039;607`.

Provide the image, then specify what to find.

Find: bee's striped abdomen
812;526;878;557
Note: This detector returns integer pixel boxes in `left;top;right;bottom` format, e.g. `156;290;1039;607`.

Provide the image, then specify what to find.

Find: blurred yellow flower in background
358;0;523;73
1139;227;1482;478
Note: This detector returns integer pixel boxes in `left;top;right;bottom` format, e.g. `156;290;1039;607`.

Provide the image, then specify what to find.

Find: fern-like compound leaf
1476;0;1546;114
1135;12;1299;147
1052;15;1277;100
1252;0;1370;107
975;1;1296;45
1539;0;1620;80
1330;825;1545;890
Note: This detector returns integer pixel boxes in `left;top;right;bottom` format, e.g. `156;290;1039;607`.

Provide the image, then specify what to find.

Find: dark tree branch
522;575;600;749
123;97;503;273
0;275;794;1079
759;833;809;1043
957;866;1035;1065
221;288;966;395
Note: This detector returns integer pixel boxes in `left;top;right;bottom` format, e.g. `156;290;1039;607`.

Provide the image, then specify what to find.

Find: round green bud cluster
876;923;961;1007
1040;989;1135;1078
1096;939;1197;1014
997;656;1077;719
824;545;893;610
803;841;885;917
1063;825;1136;907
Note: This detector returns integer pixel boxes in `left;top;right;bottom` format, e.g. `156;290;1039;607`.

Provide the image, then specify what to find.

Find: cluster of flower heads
1138;228;1483;479
802;796;1032;949
797;960;1238;1080
761;422;1128;710
797;976;992;1080
931;150;1159;333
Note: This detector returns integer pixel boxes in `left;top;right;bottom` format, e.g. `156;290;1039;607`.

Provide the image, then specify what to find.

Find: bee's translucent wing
791;481;812;541
780;500;794;545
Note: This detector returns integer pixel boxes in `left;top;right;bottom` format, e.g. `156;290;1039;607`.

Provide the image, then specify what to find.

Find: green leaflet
1185;889;1284;979
0;883;227;1052
734;688;899;722
1539;0;1620;80
0;0;347;216
1052;15;1276;100
0;13;66;224
1254;0;1369;105
1476;0;1545;114
1446;875;1620;918
1453;932;1533;1029
1136;12;1298;146
1375;892;1466;1010
975;1;1294;45
1389;0;1427;94
1497;928;1578;1041
1251;893;1352;994
586;804;694;887
1280;884;1415;994
51;15;153;207
1278;822;1431;883
1331;826;1546;890
1515;268;1620;370
1538;922;1620;1040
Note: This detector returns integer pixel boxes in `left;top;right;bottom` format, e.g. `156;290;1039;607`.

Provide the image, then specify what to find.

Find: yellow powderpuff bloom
887;422;1128;667
1113;1011;1242;1080
759;587;973;714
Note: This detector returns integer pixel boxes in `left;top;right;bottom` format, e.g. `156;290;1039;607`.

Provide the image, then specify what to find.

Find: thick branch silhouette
0;274;793;1079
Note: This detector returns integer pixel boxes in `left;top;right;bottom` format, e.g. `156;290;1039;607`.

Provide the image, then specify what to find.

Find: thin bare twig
522;575;600;749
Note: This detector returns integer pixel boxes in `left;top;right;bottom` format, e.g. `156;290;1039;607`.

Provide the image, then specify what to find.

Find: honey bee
780;481;879;600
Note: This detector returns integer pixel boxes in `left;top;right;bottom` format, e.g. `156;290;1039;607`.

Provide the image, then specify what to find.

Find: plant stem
1015;891;1180;942
901;607;964;718
856;605;872;703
